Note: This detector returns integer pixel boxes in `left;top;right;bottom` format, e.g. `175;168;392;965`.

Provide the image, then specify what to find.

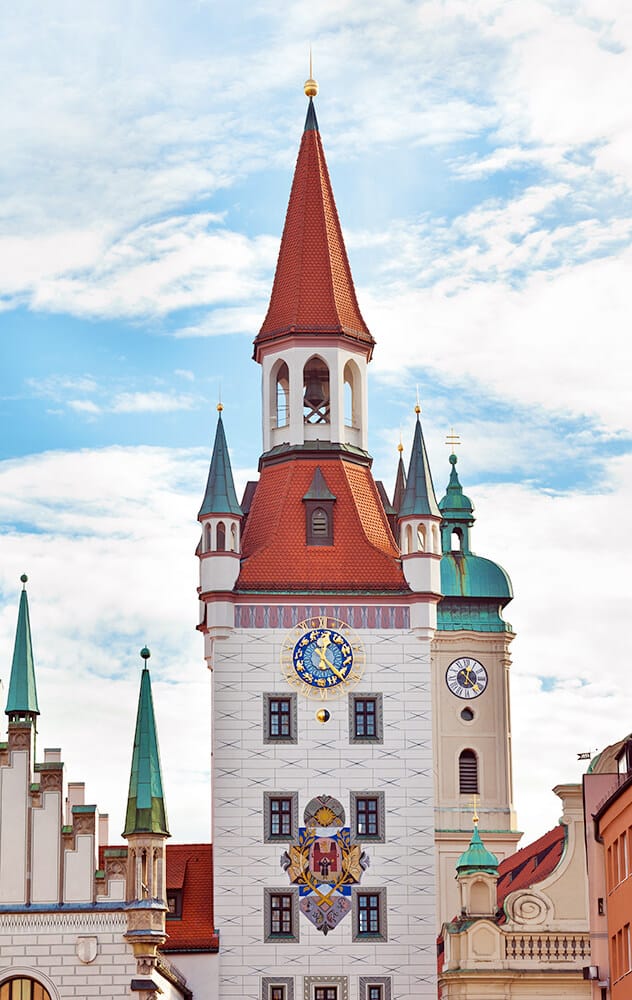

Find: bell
304;371;327;410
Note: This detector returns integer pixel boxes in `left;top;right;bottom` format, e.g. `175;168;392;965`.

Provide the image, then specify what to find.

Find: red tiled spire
254;98;374;362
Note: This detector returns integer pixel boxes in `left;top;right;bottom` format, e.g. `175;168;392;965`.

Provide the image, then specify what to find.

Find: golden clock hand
315;636;345;681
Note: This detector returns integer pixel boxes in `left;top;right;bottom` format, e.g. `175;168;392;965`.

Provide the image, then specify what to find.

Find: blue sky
1;0;631;846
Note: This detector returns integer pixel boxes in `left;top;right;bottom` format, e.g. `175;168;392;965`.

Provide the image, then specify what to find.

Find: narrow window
275;362;290;428
367;988;383;1000
354;698;377;738
358;893;381;935
312;508;328;536
270;893;293;936
216;521;226;551
166;889;183;918
204;522;212;552
459;749;479;794
270;699;291;738
270;797;292;837
417;524;426;551
315;990;338;1000
230;523;238;551
270;989;286;1000
451;529;462;551
356;797;379;837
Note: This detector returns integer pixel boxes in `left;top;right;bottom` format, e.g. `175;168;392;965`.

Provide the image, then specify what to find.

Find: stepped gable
236;458;407;592
254;98;374;360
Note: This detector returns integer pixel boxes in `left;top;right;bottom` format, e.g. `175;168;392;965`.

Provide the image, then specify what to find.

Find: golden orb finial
397;442;404;453
304;45;318;98
217;402;224;412
414;404;421;415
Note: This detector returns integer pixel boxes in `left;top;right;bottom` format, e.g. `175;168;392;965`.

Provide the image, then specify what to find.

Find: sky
1;0;631;850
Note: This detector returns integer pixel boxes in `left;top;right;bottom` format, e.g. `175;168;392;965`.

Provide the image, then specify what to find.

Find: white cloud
68;399;102;415
111;391;195;414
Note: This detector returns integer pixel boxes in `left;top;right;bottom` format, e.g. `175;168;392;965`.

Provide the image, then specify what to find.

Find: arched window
417;524;426;551
0;981;52;1000
470;878;491;914
216;521;226;551
432;524;440;554
343;360;360;428
404;524;413;554
459;749;479;794
451;529;462;552
204;522;212;552
230;523;238;551
303;356;330;425
275;361;290;428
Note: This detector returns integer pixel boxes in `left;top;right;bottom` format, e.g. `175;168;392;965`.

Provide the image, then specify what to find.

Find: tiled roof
497;824;566;907
254;99;374;360
236;458;407;592
163;843;218;953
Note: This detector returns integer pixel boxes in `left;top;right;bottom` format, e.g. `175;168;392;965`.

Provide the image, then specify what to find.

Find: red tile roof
254;104;374;361
236;458;407;592
163;843;218;953
497;824;566;908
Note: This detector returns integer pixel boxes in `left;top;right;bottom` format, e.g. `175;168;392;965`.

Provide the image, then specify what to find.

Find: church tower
197;79;440;1000
430;451;521;926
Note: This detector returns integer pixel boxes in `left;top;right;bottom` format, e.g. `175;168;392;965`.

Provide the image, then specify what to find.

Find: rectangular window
166;889;183;918
270;894;293;936
355;698;377;737
270;989;285;1000
356;797;379;837
270;797;292;837
368;988;383;1000
349;693;383;744
264;694;297;744
358;893;381;935
314;990;338;1000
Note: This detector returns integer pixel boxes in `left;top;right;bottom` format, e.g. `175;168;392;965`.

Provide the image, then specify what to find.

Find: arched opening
275;361;290;428
0;981;52;1000
404;524;413;554
459;749;479;794
230;523;238;551
343;360;360;428
303;356;330;425
451;528;462;552
204;522;212;552
417;524;426;551
432;524;440;553
216;521;226;552
470;878;491;914
312;507;328;538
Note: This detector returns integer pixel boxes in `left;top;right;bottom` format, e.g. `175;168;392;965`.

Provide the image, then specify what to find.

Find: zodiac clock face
281;617;365;699
445;657;488;700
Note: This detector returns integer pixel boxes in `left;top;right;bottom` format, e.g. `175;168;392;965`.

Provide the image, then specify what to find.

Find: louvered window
459;749;479;794
312;508;328;535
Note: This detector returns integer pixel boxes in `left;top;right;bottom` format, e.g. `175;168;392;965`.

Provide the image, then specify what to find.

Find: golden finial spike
304;45;318;98
217;402;224;412
470;795;479;825
414;386;421;415
446;427;461;451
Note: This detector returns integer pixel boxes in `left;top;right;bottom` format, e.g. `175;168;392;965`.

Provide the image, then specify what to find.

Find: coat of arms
281;794;370;934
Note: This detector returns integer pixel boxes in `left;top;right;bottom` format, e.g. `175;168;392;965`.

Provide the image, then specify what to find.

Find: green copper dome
457;825;499;875
441;553;513;601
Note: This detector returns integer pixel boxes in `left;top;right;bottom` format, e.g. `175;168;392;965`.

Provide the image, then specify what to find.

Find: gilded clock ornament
281;617;365;699
446;657;488;700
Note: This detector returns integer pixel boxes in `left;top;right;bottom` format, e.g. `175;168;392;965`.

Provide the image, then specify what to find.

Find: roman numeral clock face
281;617;365;699
446;657;488;700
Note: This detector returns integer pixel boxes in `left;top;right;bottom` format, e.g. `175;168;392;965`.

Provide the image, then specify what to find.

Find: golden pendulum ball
316;708;330;723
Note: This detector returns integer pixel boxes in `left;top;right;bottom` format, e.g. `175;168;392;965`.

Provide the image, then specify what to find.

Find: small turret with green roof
123;647;169;837
456;822;499;876
198;404;243;519
438;450;513;633
6;575;40;722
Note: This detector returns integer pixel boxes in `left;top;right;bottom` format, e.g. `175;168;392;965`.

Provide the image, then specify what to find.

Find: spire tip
20;574;28;587
140;646;151;665
304;45;318;98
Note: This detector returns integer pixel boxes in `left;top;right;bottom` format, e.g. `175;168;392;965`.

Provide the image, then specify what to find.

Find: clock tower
431;452;521;926
197;80;440;1000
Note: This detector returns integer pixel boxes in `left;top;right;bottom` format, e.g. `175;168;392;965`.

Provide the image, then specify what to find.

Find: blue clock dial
281;617;365;700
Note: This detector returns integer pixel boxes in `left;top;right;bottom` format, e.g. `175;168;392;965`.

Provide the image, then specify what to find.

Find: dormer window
303;467;336;546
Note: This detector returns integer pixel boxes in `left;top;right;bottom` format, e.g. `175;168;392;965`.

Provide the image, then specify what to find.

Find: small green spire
123;649;169;837
439;452;475;554
399;411;440;518
456;824;499;875
6;575;39;719
198;406;243;519
392;444;407;515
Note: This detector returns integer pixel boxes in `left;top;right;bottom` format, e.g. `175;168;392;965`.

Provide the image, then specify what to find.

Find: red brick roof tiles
254;107;374;360
237;458;407;592
163;843;218;953
497;824;566;908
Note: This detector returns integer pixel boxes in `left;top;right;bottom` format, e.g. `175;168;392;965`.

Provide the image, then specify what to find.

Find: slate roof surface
236;457;407;592
497;824;566;907
254;99;374;359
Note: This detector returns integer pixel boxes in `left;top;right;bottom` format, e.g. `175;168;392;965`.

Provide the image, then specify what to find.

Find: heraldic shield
280;794;370;934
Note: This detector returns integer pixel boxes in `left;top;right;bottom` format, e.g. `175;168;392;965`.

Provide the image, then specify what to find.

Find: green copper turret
198;407;243;518
456;824;499;875
5;575;39;720
399;412;440;518
123;649;169;837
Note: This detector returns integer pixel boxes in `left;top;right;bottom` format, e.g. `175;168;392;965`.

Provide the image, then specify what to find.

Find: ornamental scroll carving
504;889;553;926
